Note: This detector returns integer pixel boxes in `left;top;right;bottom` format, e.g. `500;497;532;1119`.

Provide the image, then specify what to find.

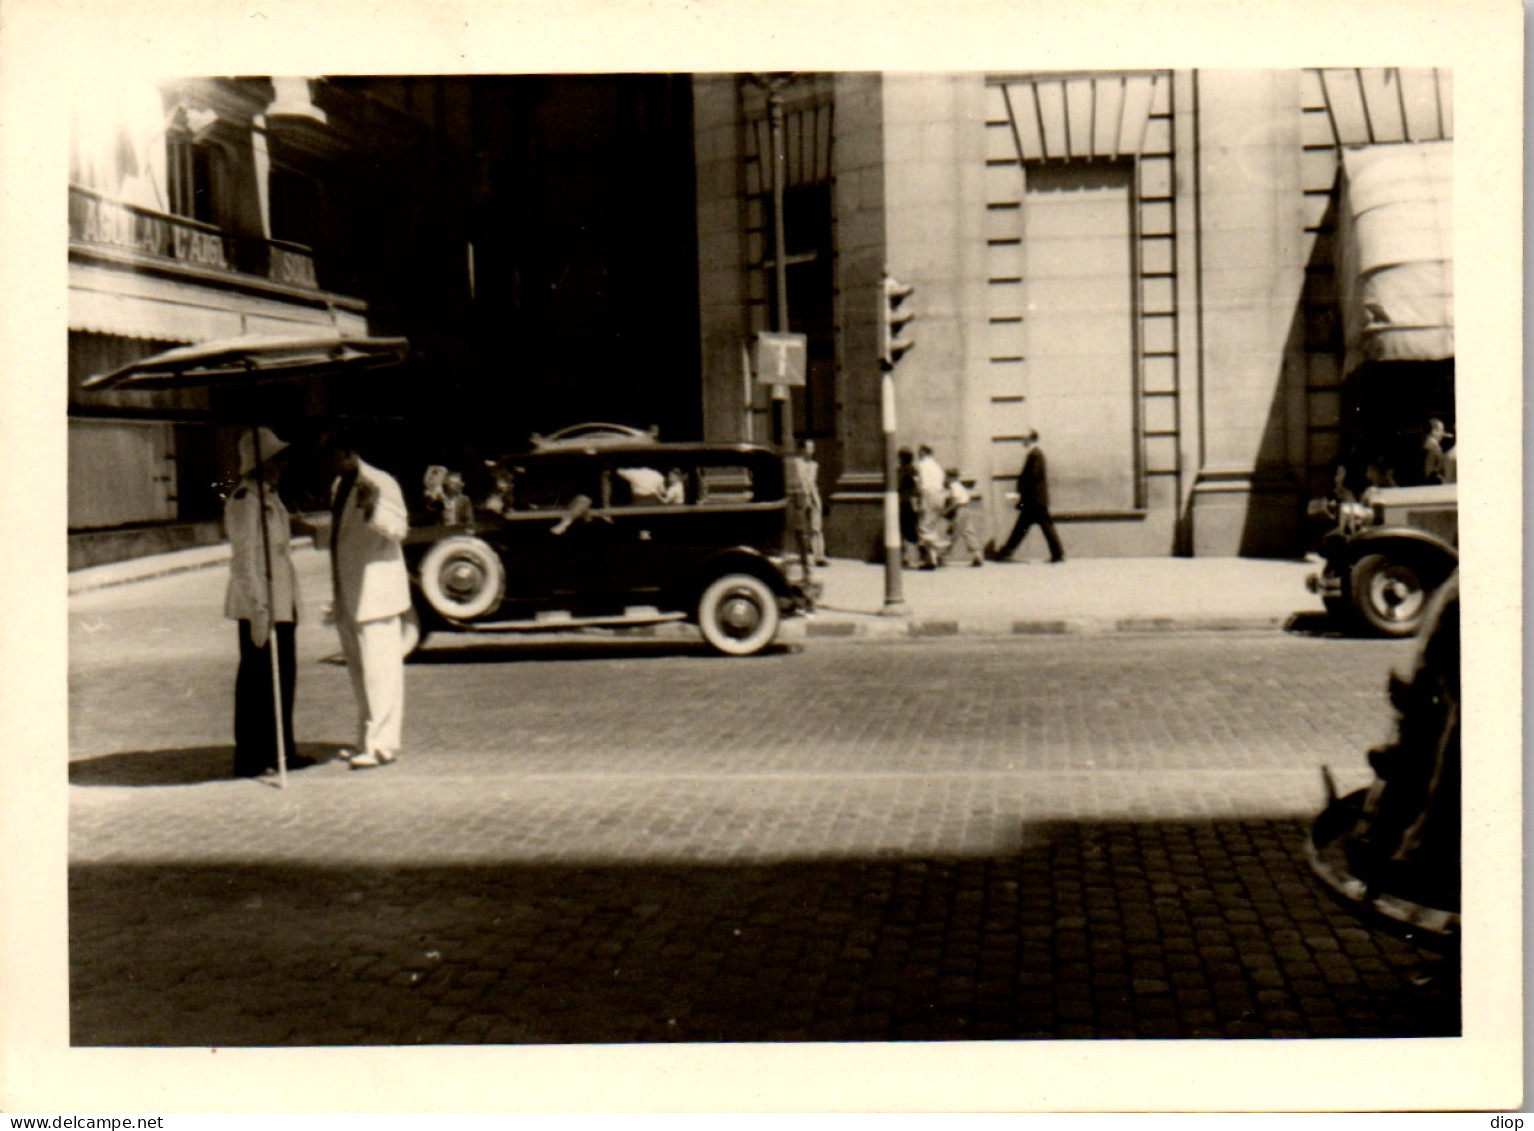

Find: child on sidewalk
943;467;984;567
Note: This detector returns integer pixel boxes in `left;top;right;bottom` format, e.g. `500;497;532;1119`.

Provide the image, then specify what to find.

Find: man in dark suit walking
994;429;1065;564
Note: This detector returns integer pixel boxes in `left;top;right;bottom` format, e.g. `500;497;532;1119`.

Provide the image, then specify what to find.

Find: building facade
691;70;1454;559
68;75;703;567
70;71;1452;567
68;76;373;565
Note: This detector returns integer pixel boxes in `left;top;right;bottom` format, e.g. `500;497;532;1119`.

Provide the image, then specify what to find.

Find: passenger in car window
421;464;449;521
550;493;593;535
482;467;515;515
660;467;687;505
617;466;666;505
441;471;474;525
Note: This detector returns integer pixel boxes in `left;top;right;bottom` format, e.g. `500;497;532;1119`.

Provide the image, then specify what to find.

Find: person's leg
336;610;369;753
996;511;1031;559
358;614;405;759
1040;509;1065;562
810;509;827;564
959;512;983;564
275;621;298;761
233;623;271;776
917;491;944;567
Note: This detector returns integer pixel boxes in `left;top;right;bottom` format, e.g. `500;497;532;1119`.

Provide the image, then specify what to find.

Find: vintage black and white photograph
3;0;1523;1115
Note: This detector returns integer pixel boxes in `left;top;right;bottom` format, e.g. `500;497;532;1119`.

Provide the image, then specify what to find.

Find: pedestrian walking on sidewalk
897;447;920;568
994;429;1065;564
943;468;985;567
915;443;947;569
224;427;303;778
788;438;829;567
323;431;411;771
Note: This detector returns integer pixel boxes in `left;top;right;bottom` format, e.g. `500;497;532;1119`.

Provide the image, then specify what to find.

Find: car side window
513;461;594;513
698;465;755;504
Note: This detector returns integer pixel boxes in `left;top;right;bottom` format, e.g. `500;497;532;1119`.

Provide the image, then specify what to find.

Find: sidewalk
67;541;1323;638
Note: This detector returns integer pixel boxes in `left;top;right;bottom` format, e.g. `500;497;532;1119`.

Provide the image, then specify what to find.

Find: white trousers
337;612;405;758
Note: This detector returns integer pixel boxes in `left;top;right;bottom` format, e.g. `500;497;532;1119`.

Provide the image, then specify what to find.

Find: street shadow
406;637;797;665
69;743;351;787
1283;611;1349;638
69;815;1459;1047
1230;180;1343;557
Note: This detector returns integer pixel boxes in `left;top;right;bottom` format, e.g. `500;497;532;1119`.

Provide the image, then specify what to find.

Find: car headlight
1339;501;1374;526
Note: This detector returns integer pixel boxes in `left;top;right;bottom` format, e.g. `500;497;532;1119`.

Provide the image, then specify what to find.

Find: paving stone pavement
66;563;1457;1045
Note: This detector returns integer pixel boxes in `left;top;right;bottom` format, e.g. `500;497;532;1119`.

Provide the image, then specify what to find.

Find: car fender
688;547;791;601
1343;525;1457;565
1341;527;1458;587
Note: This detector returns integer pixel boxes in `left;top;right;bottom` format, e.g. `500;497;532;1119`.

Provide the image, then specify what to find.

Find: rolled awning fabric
1337;141;1453;372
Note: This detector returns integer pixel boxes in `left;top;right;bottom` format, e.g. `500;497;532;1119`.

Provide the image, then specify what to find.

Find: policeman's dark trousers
233;621;297;777
998;505;1065;562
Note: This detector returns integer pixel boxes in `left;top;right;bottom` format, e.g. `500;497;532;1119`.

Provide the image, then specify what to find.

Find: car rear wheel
1350;553;1430;637
697;573;780;656
419;535;505;622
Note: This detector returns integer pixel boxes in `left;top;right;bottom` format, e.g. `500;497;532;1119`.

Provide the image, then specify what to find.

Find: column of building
1186;70;1310;557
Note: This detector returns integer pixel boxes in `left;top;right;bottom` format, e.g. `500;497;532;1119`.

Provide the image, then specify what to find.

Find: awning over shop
73;331;412;425
82;332;411;391
69;260;369;343
1337;141;1453;373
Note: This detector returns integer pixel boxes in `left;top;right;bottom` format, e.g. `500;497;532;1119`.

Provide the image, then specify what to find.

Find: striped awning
70;262;369;344
1337;141;1454;370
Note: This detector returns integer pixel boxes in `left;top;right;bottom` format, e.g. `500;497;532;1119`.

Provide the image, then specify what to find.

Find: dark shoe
971;559;984;568
1049;557;1066;565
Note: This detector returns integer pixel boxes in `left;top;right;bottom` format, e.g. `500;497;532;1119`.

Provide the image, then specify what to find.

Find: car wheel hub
719;593;762;636
1371;570;1423;621
443;559;485;601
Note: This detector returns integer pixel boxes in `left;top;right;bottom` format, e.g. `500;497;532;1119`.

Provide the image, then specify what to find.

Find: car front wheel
697;573;780;656
1350;553;1431;637
419;535;506;622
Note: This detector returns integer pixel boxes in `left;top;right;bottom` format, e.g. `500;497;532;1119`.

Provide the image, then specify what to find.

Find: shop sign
70;187;231;272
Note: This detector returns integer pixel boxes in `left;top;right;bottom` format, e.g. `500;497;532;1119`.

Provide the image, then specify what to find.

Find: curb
609;612;1290;643
793;614;1289;639
68;539;315;596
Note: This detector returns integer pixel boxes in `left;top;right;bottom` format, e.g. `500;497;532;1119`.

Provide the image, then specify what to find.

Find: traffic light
880;273;915;370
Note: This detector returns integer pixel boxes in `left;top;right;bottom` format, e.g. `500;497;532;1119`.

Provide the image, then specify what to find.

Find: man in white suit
323;432;411;770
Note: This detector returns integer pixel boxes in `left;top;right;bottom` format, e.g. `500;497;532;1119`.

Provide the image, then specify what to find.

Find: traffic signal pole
880;273;915;615
880;369;906;615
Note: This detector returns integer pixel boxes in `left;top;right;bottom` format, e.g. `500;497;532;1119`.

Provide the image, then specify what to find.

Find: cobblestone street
66;561;1458;1047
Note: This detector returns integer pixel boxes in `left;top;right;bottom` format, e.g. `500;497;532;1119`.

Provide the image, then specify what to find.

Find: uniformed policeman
224;426;302;777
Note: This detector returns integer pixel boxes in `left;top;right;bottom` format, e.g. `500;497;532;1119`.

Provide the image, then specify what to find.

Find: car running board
452;607;688;632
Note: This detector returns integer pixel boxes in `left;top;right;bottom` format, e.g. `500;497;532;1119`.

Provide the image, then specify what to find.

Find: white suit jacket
330;459;410;623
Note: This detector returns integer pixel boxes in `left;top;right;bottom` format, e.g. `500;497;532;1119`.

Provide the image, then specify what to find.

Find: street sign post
752;331;808;387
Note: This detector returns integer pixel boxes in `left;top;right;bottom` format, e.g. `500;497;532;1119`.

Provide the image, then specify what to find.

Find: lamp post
751;72;796;450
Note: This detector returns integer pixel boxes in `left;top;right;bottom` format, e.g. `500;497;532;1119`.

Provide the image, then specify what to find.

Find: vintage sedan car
403;435;818;657
1307;482;1458;637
